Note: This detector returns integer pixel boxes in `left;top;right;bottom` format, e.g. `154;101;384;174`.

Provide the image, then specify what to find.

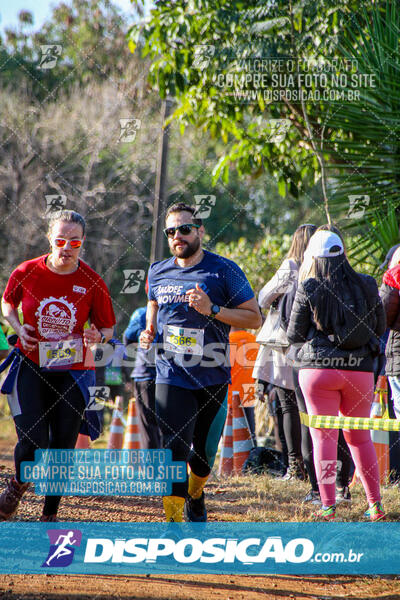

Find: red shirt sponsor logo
36;296;77;340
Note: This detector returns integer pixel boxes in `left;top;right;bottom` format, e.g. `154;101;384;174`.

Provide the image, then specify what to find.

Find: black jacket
287;274;386;371
380;281;400;375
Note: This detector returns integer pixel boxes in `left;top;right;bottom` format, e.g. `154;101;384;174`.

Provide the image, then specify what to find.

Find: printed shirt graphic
148;250;254;389
2;255;116;370
36;296;77;339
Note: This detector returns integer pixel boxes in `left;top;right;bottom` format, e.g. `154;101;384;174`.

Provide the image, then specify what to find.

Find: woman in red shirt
0;210;115;521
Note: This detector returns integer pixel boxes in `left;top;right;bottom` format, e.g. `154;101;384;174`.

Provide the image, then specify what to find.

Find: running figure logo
119;118;141;142
192;45;215;70
121;269;145;294
242;382;264;404
88;386;110;411
38;45;63;69
45;194;67;217
42;529;82;568
318;460;337;484
193;195;216;219
347;194;370;219
267;119;291;143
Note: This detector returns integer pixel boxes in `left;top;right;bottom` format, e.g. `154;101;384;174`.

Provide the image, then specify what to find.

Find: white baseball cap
304;230;344;259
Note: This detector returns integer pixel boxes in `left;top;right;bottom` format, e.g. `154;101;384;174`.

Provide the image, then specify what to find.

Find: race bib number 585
39;338;83;368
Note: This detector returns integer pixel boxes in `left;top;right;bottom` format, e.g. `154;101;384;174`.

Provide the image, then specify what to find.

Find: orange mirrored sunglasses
53;238;83;249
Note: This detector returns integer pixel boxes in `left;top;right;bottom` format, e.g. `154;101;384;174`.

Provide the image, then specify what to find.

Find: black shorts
155;382;228;497
10;356;85;480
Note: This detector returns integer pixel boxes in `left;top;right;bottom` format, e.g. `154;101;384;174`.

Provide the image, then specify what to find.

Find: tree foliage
0;80;156;325
0;0;314;331
320;2;400;269
1;0;147;98
130;0;400;271
215;234;292;294
129;0;359;198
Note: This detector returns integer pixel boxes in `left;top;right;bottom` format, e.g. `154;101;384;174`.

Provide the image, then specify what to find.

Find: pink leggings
299;369;380;507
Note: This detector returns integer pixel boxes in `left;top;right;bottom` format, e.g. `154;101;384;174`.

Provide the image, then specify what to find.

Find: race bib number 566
163;325;204;356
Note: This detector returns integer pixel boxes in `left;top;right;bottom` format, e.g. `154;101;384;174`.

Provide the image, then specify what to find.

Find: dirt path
0;435;399;599
1;573;400;600
0;573;400;600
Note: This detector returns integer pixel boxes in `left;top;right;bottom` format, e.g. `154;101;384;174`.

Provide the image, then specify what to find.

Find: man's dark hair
165;203;202;226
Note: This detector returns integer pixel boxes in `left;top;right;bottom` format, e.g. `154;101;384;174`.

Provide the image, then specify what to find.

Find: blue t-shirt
148;250;254;389
123;307;156;381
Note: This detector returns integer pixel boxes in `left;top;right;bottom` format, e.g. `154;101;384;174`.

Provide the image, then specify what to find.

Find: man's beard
170;236;201;259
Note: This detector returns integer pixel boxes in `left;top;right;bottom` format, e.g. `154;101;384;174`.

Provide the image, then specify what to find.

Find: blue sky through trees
0;0;153;32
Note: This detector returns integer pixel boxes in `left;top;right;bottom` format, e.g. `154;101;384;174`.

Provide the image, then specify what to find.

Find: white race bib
163;325;204;356
39;338;83;369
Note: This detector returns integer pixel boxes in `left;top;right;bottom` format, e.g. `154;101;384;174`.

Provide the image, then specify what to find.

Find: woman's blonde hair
287;223;317;266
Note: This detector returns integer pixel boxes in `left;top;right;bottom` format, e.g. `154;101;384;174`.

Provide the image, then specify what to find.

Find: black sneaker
184;492;207;522
40;514;58;522
302;489;322;505
336;485;351;504
282;459;307;481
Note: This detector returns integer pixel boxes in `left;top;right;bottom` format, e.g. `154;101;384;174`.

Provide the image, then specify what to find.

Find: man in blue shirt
140;203;261;522
123;305;160;449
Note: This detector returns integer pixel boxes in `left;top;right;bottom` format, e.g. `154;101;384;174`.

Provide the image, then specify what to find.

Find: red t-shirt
383;263;400;289
2;255;116;370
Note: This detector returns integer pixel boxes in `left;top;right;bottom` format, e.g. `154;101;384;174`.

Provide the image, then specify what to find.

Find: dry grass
1;389;399;523
207;471;400;522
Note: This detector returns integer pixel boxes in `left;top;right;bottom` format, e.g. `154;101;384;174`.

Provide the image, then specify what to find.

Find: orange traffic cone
219;403;233;476
107;396;126;450
75;433;91;449
232;391;252;475
371;375;390;484
350;375;390;487
123;398;141;450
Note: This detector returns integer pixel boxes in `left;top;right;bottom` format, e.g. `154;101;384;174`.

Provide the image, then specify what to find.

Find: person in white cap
287;229;386;521
253;224;317;482
296;225;354;506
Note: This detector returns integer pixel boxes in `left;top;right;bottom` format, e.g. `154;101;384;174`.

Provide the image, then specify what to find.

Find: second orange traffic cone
232;391;252;475
123;398;141;450
75;433;91;449
107;396;126;450
218;403;233;476
350;374;390;488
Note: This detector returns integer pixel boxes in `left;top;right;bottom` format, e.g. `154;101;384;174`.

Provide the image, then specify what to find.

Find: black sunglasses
163;223;201;238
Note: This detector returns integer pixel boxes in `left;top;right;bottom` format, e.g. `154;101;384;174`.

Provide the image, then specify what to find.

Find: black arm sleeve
373;291;386;338
379;282;399;330
287;282;313;344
